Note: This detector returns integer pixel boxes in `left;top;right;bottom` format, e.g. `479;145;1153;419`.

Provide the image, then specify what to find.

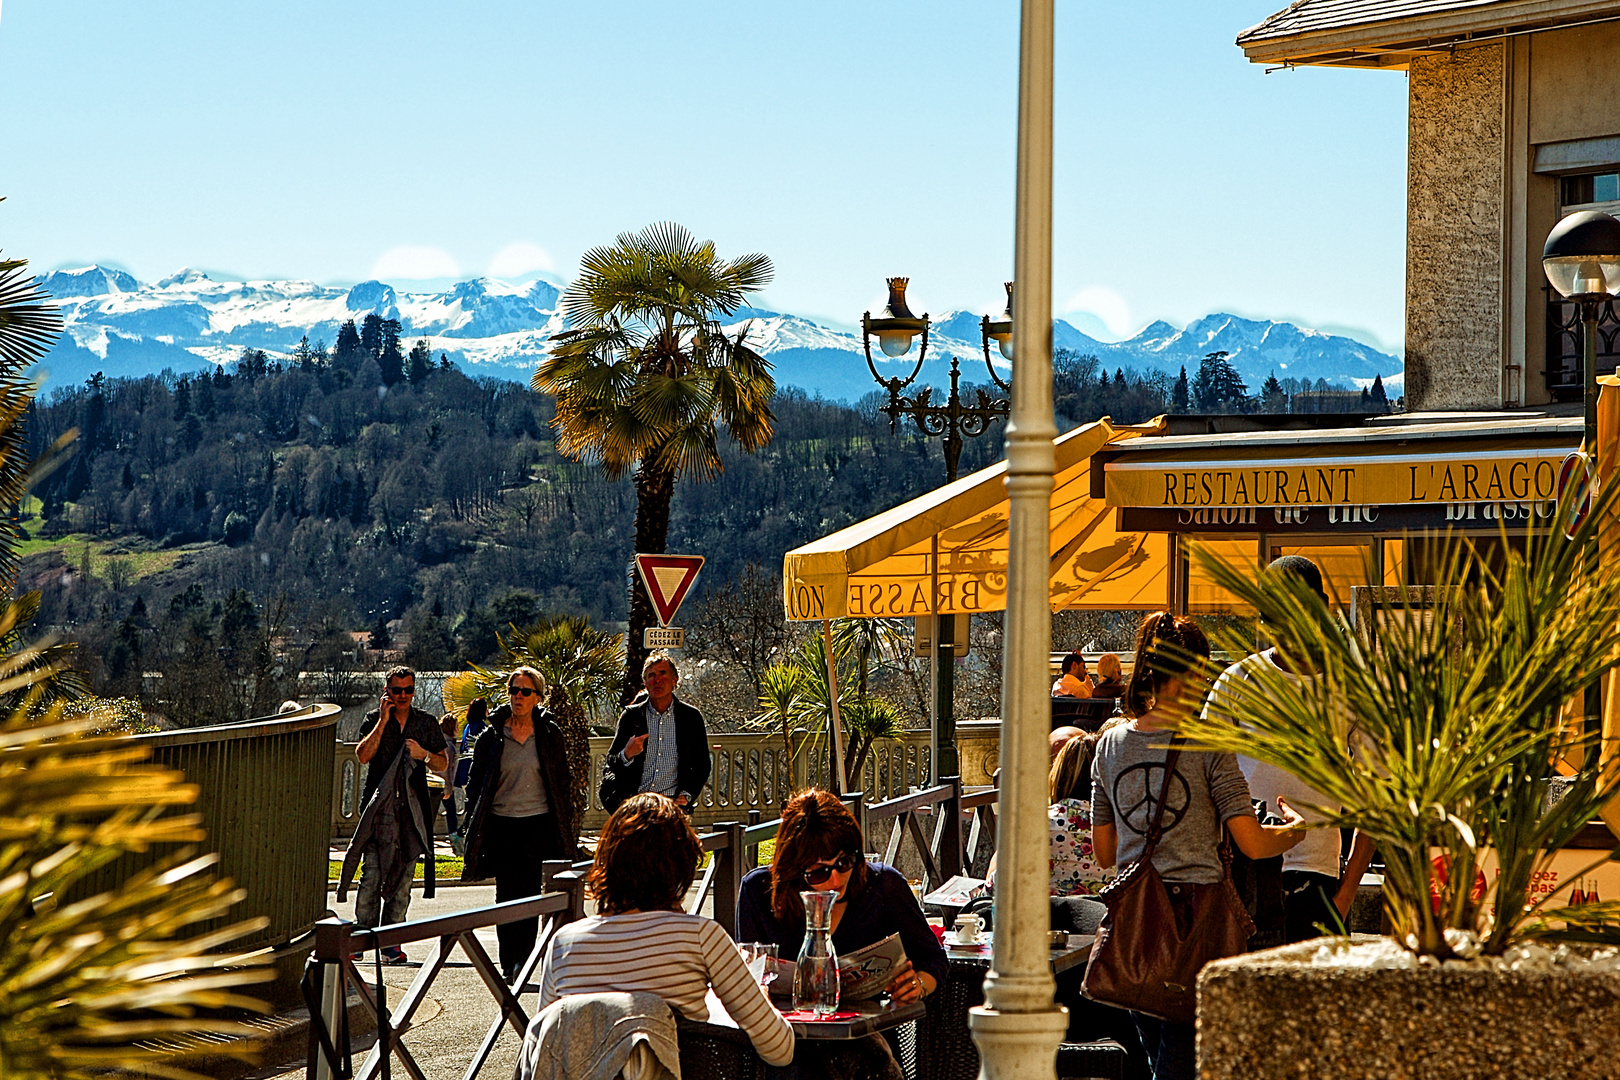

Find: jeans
1281;870;1343;943
355;847;415;932
1132;1013;1194;1080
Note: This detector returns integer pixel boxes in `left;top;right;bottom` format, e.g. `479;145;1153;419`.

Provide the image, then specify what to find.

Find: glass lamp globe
984;282;1014;361
878;330;916;358
1543;211;1620;299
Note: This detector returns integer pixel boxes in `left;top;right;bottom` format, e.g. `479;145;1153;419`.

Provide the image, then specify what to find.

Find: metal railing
307;782;1002;1077
75;704;340;958
304;863;586;1080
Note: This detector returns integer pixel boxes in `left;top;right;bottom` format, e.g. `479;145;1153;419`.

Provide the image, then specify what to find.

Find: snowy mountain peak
41;265;140;297
30;264;1402;400
345;280;399;316
156;268;211;289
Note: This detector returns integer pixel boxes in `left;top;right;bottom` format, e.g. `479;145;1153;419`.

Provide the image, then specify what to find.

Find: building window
1561;172;1620;214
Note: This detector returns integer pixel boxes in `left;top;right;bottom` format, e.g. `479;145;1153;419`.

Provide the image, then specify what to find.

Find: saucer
948;933;985;947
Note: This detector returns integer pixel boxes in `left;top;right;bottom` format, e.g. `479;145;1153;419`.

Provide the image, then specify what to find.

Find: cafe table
943;931;1095;975
696;988;927;1040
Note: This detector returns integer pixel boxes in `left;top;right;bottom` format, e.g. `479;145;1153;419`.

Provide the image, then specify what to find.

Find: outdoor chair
674;1013;764;1080
1050;697;1116;731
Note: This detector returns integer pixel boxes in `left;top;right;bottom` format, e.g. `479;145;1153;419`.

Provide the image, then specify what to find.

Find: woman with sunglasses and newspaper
738;789;945;1080
738;790;946;1005
460;666;578;982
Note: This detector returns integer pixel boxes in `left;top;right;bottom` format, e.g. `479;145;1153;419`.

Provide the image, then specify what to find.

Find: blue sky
0;1;1409;352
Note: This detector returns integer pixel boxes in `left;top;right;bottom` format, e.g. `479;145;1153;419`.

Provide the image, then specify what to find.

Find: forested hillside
22;330;1187;723
22;334;1003;713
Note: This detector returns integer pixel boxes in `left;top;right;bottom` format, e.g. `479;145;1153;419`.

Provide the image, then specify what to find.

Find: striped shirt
637;699;681;797
538;910;794;1067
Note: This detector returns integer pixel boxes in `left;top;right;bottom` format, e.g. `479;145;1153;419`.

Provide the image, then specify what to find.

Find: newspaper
922;874;989;908
766;932;910;1003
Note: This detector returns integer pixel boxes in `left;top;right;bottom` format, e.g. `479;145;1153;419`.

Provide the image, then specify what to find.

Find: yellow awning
783;417;1168;621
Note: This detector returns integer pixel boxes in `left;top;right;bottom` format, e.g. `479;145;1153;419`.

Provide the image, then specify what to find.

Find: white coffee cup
952;913;982;944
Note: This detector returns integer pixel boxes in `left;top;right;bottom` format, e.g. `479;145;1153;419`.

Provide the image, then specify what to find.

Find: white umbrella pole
970;0;1068;1076
822;619;849;794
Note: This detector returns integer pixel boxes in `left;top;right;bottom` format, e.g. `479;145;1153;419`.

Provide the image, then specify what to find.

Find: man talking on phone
352;664;447;962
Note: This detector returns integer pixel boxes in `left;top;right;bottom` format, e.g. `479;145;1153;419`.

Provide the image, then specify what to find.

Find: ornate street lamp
861;279;1013;483
1543;210;1620;452
862;279;1014;783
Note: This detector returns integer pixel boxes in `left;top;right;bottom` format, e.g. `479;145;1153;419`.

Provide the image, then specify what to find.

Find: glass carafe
792;889;840;1016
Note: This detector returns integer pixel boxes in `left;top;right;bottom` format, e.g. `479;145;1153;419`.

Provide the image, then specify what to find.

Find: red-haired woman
537;793;794;1067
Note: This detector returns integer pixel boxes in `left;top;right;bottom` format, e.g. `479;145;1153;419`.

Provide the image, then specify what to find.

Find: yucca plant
754;623;908;788
1177;481;1620;959
0;700;272;1079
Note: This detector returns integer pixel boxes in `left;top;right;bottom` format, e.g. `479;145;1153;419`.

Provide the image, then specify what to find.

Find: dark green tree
1261;371;1287;413
172;376;191;420
407;338;432;386
334;319;364;367
1171;366;1190;413
1371;373;1388;409
1192;351;1247;412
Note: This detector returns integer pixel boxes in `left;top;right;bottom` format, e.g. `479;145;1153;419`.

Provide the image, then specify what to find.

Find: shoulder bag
1080;736;1256;1026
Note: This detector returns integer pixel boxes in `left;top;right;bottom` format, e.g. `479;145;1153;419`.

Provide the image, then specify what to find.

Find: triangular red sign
635;554;705;627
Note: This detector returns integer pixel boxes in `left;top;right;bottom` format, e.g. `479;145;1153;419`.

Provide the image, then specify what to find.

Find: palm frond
0;260;63;375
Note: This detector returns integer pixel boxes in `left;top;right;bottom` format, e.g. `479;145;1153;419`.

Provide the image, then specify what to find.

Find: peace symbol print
1112;762;1191;836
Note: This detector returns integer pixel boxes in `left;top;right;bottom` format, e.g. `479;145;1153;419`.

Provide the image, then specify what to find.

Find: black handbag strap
1140;735;1184;860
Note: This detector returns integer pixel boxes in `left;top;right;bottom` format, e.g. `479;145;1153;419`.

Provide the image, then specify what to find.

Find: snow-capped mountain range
34;265;1403;399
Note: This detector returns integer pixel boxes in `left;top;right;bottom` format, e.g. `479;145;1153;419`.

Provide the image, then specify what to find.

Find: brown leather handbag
1080;737;1256;1025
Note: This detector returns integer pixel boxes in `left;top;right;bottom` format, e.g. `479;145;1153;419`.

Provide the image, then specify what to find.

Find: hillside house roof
1238;0;1620;67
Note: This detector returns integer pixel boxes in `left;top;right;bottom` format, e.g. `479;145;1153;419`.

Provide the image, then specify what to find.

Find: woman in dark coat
460;666;578;980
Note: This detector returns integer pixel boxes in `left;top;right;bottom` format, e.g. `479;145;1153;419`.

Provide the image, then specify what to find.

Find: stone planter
1198;940;1620;1080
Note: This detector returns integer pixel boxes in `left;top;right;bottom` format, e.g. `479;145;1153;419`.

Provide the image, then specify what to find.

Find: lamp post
1543;210;1620;453
862;279;1013;782
1543;210;1620;738
970;0;1068;1076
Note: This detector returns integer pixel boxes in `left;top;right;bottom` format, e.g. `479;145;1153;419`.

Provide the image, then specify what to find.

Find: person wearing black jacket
460;666;578;980
601;652;710;814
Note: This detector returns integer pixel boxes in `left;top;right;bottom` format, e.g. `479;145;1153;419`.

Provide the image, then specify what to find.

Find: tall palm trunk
624;454;676;703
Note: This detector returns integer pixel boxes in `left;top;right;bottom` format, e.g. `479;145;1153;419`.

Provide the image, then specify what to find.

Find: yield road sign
635;554;705;627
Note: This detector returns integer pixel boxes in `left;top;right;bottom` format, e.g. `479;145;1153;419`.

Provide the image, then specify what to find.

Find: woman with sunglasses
460;665;578;981
740;788;946;988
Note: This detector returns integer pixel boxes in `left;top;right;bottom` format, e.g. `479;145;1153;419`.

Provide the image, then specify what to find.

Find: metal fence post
940;775;965;880
843;790;868;852
712;821;744;937
554;869;587;924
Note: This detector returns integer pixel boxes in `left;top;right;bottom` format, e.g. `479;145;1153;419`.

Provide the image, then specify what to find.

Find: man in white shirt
602;652;710;814
1203;555;1375;942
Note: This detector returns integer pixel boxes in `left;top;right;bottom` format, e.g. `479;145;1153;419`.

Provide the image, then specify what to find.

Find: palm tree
534;222;775;701
442;614;624;849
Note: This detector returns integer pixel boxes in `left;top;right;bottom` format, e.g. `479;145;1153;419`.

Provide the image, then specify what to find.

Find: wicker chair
675;1013;765;1080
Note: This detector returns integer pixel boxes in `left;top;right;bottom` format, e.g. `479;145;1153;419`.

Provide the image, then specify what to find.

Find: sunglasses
801;853;858;887
508;686;538;698
386;685;415;696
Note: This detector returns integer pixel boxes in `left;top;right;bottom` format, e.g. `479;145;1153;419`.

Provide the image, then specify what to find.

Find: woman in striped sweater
537;793;795;1067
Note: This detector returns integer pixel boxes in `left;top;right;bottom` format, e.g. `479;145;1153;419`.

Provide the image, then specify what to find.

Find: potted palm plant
1175;491;1620;1080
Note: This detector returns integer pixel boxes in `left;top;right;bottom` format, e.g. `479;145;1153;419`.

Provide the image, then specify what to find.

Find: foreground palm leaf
534;222;775;700
1177;480;1620;957
0;709;271;1080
